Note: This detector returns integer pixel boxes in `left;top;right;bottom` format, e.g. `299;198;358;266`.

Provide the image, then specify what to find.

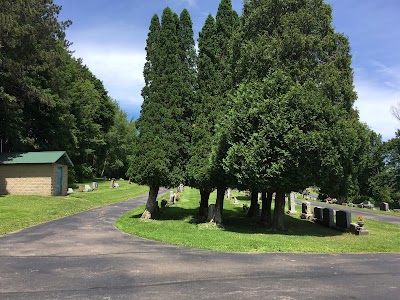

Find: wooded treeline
0;0;135;181
130;0;400;230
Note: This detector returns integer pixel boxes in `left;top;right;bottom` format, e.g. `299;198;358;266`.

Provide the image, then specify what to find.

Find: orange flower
357;215;364;221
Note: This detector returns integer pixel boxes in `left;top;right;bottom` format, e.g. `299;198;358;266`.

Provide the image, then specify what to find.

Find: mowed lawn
117;187;400;253
0;180;148;235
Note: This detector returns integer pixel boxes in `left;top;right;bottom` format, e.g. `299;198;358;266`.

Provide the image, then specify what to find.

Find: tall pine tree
187;14;218;218
209;0;239;224
128;7;195;219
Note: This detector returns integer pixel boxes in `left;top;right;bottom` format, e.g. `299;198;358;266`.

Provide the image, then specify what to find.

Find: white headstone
227;188;232;200
288;192;297;214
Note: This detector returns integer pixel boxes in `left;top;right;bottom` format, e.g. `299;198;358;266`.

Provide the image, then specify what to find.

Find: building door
56;167;63;195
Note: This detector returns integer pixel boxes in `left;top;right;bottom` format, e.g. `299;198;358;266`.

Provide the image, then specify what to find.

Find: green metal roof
0;151;74;166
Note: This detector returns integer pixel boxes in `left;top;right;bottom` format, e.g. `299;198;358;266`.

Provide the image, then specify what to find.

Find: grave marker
300;201;313;219
323;208;335;228
380;202;389;211
314;207;323;222
336;210;351;231
287;192;297;214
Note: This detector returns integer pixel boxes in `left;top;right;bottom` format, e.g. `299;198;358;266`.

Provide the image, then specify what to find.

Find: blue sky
57;0;400;141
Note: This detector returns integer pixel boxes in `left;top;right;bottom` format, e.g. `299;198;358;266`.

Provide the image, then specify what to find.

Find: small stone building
0;151;74;196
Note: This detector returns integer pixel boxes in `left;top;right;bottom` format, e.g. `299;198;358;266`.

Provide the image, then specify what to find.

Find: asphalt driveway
0;191;399;300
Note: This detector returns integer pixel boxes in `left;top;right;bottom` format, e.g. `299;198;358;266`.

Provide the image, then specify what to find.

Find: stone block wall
0;164;54;196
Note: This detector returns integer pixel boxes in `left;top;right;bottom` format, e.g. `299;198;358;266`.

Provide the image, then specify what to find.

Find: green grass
306;187;319;196
0;180;148;235
117;187;400;253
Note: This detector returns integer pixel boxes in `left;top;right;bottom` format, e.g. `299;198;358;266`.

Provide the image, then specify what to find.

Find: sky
57;0;400;141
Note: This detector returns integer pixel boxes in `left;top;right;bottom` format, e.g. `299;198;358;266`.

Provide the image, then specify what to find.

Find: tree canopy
0;0;133;181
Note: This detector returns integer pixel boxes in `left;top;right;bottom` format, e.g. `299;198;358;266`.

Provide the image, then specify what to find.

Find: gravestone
302;202;311;214
300;202;312;219
336;210;351;231
170;192;177;204
350;222;369;235
349;223;358;234
110;178;115;189
67;188;74;194
227;188;232;200
287;192;297;214
161;199;168;208
314;207;323;222
323;208;335;227
84;185;92;192
177;184;184;193
233;197;239;205
92;182;98;190
207;204;215;222
380;202;389;211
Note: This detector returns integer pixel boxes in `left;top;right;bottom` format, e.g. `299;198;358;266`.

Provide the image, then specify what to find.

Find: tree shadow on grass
221;214;343;237
129;202;344;237
129;205;199;221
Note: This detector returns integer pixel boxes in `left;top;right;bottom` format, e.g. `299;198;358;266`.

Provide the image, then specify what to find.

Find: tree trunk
199;187;212;219
100;153;108;178
213;186;226;224
272;190;285;230
141;185;159;220
260;191;273;227
247;188;260;218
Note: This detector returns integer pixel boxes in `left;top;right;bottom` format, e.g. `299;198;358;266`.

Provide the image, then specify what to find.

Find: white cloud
70;44;146;116
354;72;400;141
176;0;197;7
357;61;400;140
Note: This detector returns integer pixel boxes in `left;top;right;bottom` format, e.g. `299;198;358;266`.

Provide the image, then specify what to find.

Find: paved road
296;199;400;225
0;191;399;300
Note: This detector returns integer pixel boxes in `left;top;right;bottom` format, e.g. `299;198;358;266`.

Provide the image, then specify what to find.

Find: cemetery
116;187;400;253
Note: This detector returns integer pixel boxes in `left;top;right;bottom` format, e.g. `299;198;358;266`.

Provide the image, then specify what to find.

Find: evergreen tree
224;0;365;229
128;7;195;219
209;0;239;224
187;14;218;218
187;0;238;223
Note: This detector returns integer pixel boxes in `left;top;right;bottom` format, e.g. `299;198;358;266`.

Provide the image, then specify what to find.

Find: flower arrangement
357;215;364;222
